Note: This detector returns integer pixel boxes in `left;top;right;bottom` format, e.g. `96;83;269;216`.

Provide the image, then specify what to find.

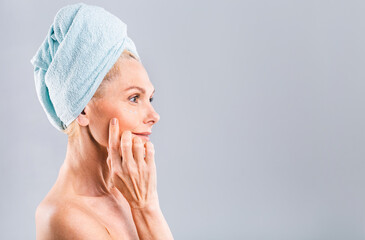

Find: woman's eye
129;95;139;103
129;95;154;103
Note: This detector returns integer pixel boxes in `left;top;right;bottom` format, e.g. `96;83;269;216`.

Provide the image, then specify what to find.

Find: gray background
1;0;364;239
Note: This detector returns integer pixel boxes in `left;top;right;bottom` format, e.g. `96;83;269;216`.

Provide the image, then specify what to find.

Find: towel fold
30;2;140;131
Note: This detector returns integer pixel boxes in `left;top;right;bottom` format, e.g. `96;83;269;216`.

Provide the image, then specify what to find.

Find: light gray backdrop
1;0;365;239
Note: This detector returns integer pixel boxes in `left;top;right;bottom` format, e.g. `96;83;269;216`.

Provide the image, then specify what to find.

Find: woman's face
85;59;160;147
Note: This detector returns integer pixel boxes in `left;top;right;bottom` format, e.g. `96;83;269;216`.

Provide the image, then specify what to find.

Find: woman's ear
76;107;89;126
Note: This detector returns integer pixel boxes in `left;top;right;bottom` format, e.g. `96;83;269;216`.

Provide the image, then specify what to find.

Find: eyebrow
124;86;155;95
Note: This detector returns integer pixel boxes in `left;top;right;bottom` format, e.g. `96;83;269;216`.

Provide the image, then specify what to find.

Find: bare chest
78;193;139;240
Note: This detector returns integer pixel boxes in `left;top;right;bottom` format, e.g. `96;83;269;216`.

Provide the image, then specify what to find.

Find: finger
107;154;112;171
132;136;145;167
106;147;112;172
144;141;155;167
108;118;122;172
121;130;135;167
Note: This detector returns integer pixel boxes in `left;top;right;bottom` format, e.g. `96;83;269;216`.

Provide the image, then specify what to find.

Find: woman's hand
107;118;159;210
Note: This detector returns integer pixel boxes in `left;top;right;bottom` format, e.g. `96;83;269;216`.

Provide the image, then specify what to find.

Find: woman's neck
58;127;114;197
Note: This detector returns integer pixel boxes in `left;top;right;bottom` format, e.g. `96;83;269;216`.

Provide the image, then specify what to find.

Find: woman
30;3;173;239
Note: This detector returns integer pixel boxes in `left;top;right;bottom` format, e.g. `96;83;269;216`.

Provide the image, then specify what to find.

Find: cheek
118;107;140;131
89;101;140;146
122;107;138;115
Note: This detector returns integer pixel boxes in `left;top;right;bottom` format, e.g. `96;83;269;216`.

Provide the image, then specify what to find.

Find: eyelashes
129;94;154;103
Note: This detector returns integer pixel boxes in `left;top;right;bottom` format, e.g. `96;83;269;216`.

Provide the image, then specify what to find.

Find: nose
146;104;160;125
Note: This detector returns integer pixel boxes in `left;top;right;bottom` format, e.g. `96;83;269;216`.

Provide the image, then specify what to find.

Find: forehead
112;59;154;92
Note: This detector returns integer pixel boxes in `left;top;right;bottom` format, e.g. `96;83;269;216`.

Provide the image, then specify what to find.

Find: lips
132;132;150;141
132;132;151;136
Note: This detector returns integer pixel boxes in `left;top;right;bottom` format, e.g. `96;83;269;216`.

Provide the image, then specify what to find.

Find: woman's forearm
130;204;174;240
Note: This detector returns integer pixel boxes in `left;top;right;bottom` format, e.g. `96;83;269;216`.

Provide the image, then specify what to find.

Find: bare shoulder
35;198;111;240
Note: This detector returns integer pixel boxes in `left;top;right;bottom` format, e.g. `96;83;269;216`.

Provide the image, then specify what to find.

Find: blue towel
30;2;140;131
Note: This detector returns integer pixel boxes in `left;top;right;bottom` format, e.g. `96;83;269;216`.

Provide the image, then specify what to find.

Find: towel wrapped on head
30;2;140;131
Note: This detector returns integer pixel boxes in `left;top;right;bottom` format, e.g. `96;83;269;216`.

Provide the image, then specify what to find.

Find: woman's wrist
130;201;174;240
130;199;161;214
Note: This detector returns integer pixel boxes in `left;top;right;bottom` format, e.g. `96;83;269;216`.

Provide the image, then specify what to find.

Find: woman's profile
30;3;174;239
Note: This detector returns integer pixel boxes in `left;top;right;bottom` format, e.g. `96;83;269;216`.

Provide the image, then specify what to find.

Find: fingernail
111;118;117;125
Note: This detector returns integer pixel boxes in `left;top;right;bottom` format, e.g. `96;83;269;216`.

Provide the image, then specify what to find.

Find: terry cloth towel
30;2;140;131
